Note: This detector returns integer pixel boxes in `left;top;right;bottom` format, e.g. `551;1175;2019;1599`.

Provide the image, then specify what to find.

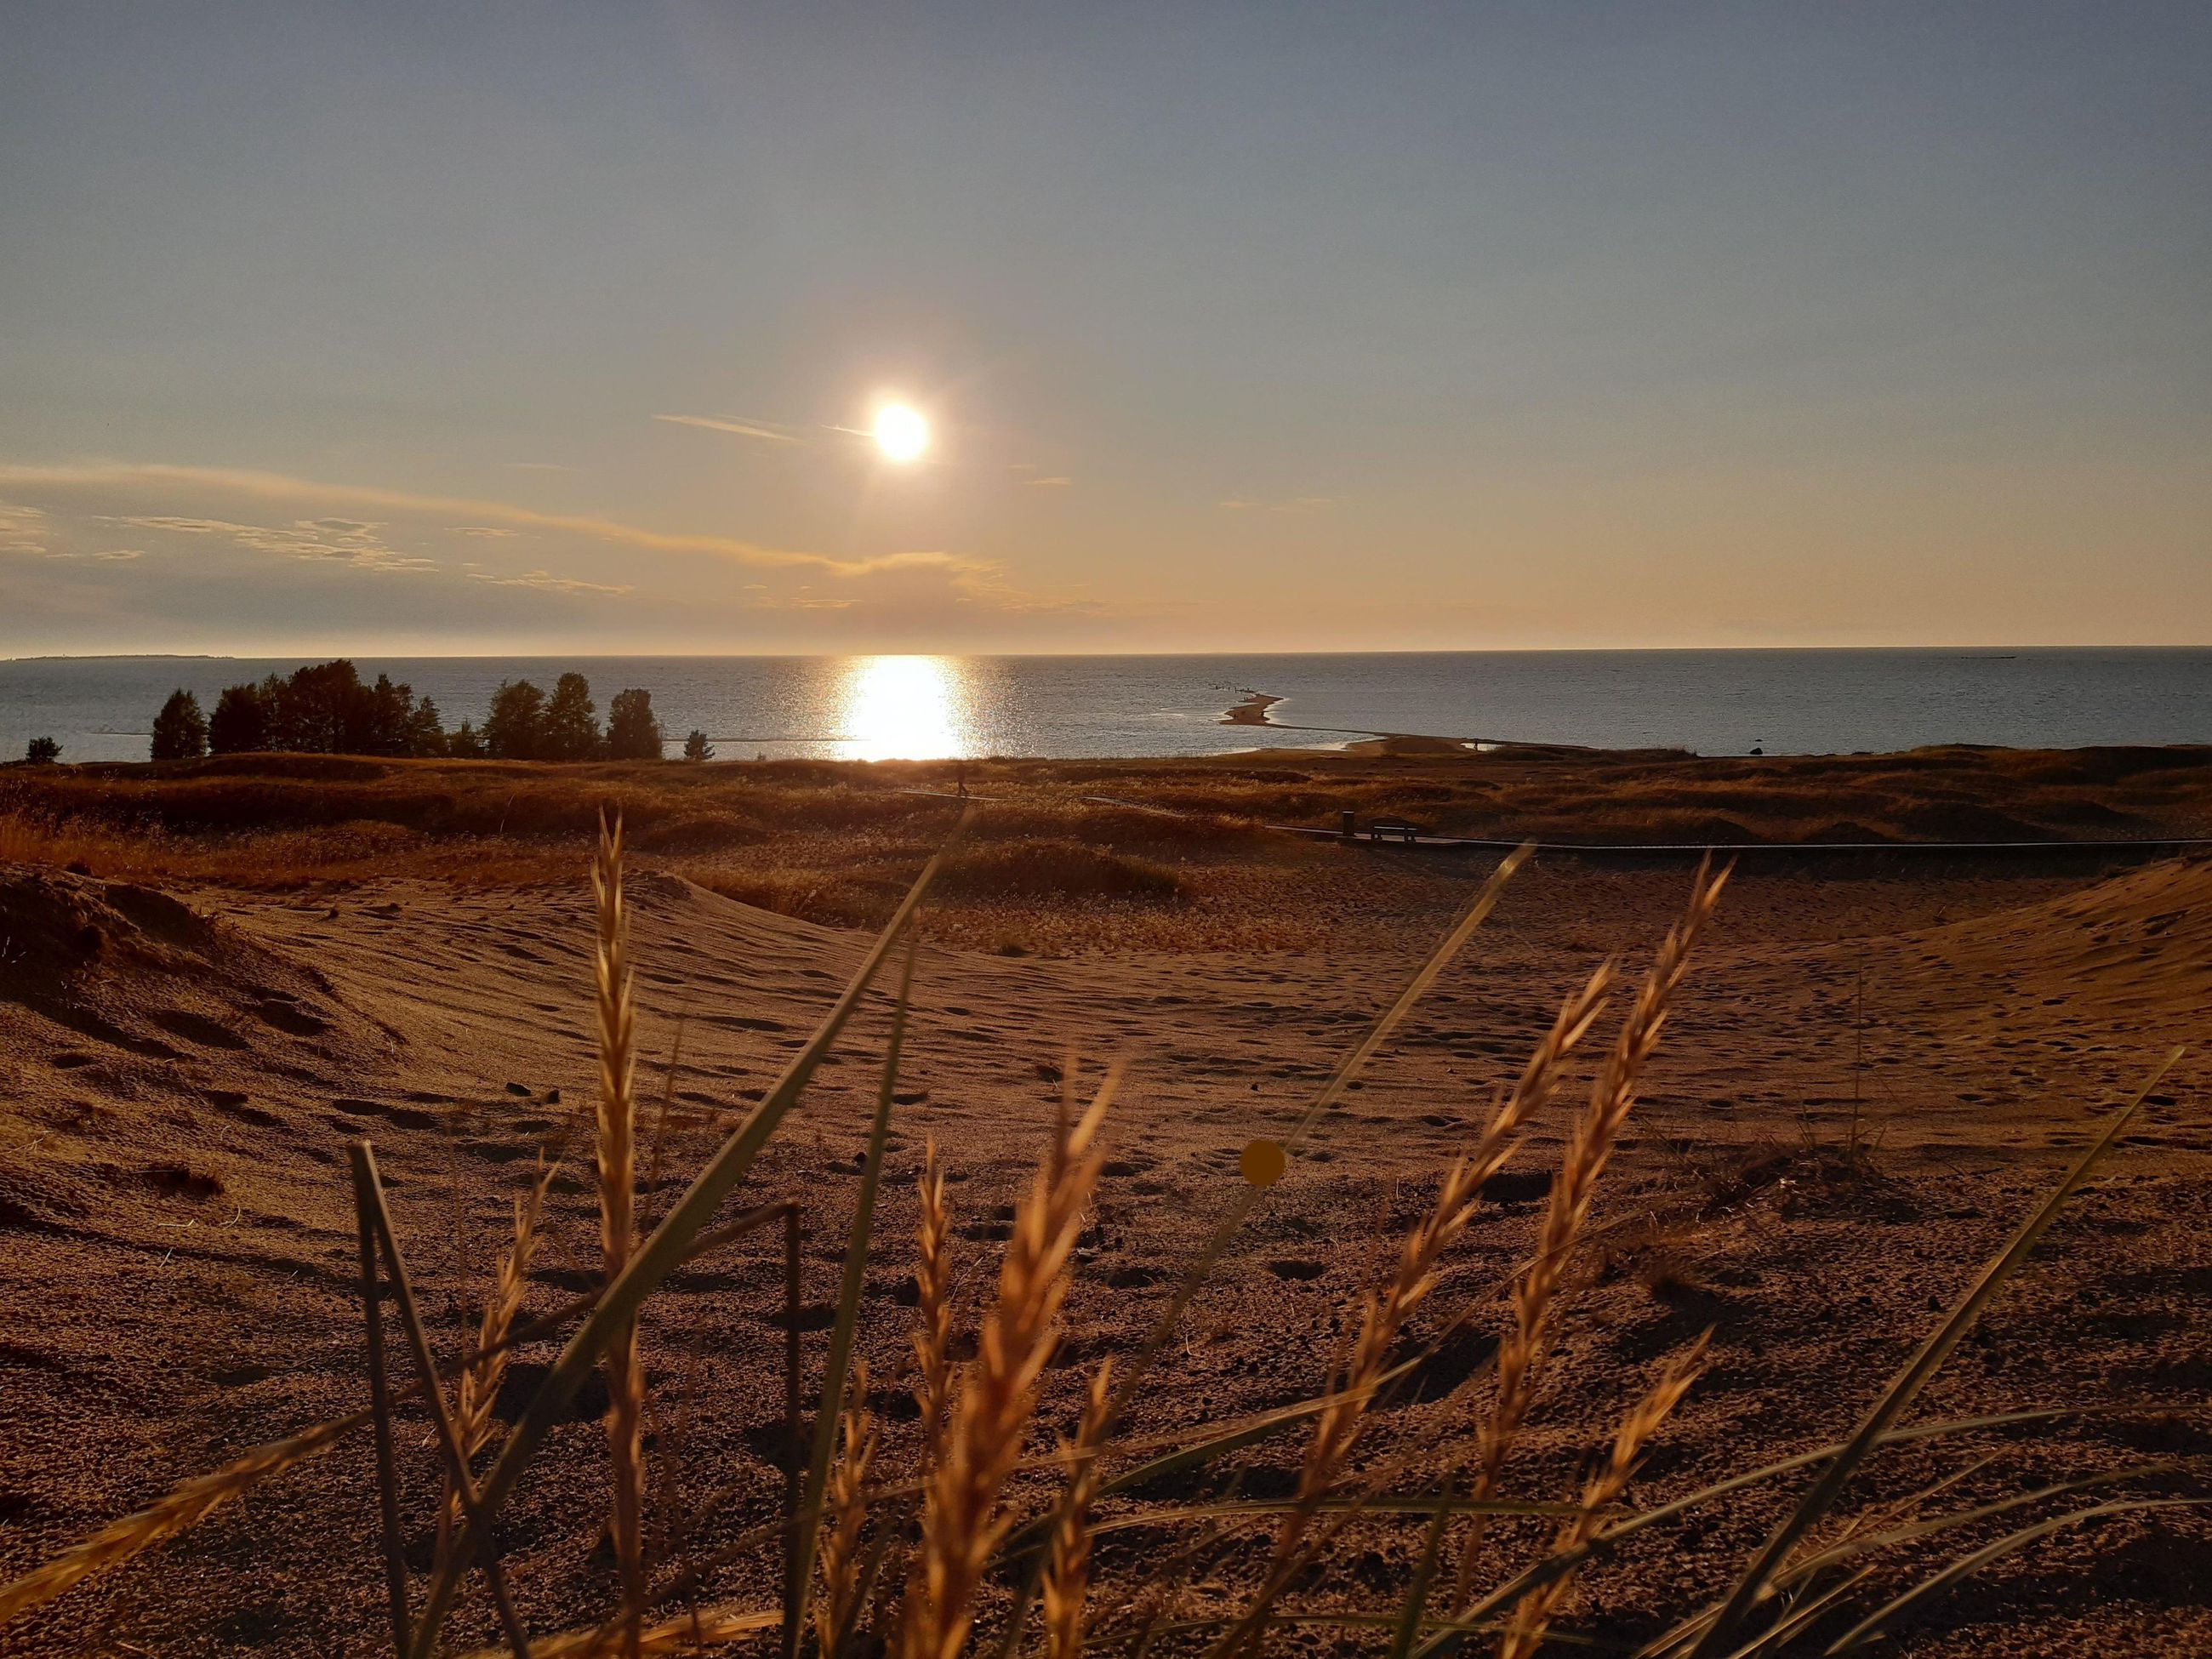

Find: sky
3;2;2208;657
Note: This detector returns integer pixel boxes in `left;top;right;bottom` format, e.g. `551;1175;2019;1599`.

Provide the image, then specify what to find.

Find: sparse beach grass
3;744;2209;956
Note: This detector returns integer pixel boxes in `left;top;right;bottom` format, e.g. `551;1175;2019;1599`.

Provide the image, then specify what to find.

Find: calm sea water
3;650;2209;765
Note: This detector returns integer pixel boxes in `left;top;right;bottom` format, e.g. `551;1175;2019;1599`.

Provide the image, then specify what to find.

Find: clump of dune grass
0;823;2195;1659
937;839;1186;903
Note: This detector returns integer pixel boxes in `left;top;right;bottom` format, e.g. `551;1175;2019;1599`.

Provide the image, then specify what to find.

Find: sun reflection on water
835;655;975;761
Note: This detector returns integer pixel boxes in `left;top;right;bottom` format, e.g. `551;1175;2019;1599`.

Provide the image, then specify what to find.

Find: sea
3;649;2209;765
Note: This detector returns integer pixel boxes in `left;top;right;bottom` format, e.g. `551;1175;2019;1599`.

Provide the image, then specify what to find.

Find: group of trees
470;674;664;761
145;661;716;764
151;661;448;761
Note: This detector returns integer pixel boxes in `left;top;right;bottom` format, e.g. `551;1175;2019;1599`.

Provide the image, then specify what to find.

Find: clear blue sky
3;2;2206;654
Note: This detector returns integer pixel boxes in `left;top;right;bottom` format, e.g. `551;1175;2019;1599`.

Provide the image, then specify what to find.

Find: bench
1366;818;1427;843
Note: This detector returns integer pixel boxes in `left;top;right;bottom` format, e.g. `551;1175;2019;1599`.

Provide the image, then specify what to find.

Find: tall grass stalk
1040;1360;1115;1659
1452;860;1729;1609
1105;846;1533;1434
903;1081;1112;1659
592;812;647;1656
1498;1333;1708;1659
793;939;920;1656
813;1359;879;1658
913;1140;955;1456
439;1157;557;1575
1227;961;1616;1650
406;824;960;1659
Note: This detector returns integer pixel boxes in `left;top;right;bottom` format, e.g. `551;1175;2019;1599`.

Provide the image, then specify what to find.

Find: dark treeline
147;661;702;762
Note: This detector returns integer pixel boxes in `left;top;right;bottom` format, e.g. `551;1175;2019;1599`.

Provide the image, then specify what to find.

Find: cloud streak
101;513;435;572
0;459;1112;642
0;500;51;556
466;567;630;596
654;413;807;444
0;460;923;577
1217;495;1336;513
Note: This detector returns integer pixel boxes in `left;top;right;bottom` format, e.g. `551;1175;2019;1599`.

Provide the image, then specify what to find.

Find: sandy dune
1;852;2208;1654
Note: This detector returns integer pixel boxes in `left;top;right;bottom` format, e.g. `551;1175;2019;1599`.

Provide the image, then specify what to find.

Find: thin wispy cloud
0;500;51;556
1;461;923;577
100;513;435;573
466;568;630;596
1218;495;1336;513
1025;475;1074;487
0;459;1114;645
654;413;807;444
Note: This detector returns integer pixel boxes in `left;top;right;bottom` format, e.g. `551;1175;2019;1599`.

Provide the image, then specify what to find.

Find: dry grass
1497;1334;1710;1659
0;825;2197;1659
911;1143;954;1457
594;815;647;1654
904;1083;1110;1659
1040;1360;1114;1659
1454;861;1730;1607
812;1359;877;1657
439;1158;556;1572
5;744;2207;955
1264;962;1616;1598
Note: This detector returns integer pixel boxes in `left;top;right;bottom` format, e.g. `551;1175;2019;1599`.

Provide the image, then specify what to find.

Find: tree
483;680;548;760
25;736;60;764
365;674;413;755
682;729;715;763
539;672;600;761
208;683;270;755
404;696;447;757
150;689;208;761
446;720;486;759
605;688;664;761
269;660;373;753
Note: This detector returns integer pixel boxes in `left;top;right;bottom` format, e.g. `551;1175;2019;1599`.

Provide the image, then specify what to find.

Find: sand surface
2;841;2209;1655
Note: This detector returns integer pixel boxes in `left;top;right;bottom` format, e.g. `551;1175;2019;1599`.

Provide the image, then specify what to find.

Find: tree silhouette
150;689;208;761
539;672;600;761
25;736;60;765
605;688;664;760
681;729;715;763
208;684;269;755
483;680;548;759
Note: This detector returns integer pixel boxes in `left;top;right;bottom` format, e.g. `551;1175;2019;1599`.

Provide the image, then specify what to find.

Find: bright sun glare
840;654;970;761
873;402;929;464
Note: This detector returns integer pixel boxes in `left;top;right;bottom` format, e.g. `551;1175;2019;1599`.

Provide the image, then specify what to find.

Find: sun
873;402;929;464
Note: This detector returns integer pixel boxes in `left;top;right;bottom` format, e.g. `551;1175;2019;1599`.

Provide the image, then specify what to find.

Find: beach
2;743;2209;1654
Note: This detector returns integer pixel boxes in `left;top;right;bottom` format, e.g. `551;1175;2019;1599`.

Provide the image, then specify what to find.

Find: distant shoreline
3;653;229;663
